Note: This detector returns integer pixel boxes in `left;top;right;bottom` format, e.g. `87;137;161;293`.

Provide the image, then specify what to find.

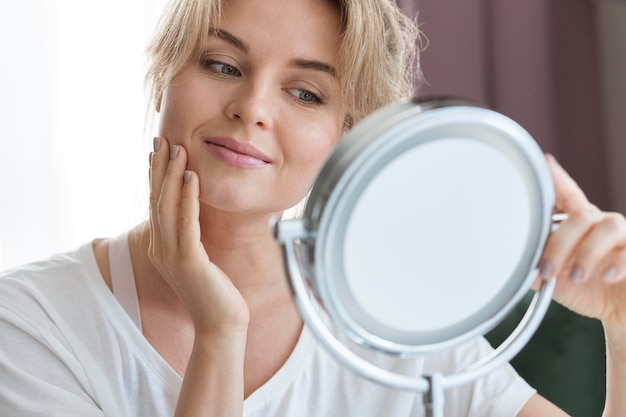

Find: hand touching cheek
148;137;250;334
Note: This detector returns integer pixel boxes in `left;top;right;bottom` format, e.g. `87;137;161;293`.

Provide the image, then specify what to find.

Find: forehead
217;0;341;63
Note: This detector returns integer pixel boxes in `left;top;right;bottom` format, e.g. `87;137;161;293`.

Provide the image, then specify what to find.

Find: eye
201;59;241;77
289;88;323;105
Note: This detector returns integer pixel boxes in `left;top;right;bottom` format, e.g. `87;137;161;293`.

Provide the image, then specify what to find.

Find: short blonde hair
145;0;420;126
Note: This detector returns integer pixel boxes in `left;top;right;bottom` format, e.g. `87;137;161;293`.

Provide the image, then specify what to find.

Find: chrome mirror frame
274;97;559;417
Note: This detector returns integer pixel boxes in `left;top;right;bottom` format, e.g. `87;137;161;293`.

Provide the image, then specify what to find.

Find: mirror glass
339;136;533;344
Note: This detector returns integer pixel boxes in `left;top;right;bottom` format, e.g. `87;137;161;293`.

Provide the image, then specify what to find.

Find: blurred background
1;0;625;415
0;0;168;270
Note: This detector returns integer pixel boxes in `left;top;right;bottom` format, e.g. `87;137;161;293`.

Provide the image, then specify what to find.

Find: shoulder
0;242;96;284
0;242;104;326
0;243;102;369
0;242;95;283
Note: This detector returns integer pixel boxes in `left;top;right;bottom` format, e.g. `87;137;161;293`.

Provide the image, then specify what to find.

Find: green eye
219;64;239;76
290;88;322;104
299;91;315;102
201;59;241;77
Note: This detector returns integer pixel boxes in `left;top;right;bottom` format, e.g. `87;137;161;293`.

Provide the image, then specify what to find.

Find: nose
224;81;274;129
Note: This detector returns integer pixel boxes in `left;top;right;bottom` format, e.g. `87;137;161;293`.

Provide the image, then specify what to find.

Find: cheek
287;121;341;184
157;79;212;147
157;90;188;144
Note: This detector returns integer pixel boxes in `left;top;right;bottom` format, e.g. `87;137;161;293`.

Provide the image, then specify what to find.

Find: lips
202;136;273;168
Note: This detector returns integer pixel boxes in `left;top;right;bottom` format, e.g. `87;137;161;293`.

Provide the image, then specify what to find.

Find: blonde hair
145;0;420;127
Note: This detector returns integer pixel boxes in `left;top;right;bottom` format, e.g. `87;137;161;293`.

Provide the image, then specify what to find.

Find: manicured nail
170;145;179;160
603;266;618;283
184;170;191;184
153;137;161;152
538;259;553;280
570;264;583;283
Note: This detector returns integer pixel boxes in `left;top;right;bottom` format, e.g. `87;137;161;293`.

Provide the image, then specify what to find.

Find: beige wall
596;1;626;214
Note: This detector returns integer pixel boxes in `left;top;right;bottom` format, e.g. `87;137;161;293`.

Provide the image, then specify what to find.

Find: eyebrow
289;59;337;78
209;29;337;78
210;29;248;53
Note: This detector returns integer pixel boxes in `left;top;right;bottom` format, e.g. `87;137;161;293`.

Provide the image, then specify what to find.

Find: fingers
601;248;626;285
539;154;626;285
539;207;603;282
149;137;169;259
149;137;199;265
179;169;202;255
158;143;188;246
146;141;249;331
546;154;594;214
573;213;626;283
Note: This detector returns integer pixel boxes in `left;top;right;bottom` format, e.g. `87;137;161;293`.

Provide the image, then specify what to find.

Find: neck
130;207;291;303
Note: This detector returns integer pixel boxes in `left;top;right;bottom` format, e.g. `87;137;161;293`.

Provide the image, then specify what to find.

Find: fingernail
547;153;560;166
603;266;618;283
153;137;161;152
570;264;583;282
170;145;179;160
539;259;553;280
184;170;191;184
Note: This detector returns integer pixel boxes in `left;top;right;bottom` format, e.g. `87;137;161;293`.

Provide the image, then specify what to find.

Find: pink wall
399;0;609;209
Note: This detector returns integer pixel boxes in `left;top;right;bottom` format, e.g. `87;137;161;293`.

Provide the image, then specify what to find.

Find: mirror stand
275;217;557;416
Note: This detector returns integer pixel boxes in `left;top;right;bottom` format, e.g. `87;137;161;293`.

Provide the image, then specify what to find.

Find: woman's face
158;0;343;215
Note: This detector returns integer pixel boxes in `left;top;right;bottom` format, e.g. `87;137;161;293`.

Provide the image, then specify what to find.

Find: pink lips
202;137;273;168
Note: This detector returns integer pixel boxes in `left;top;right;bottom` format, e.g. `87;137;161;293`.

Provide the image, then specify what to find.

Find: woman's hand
148;136;250;335
538;155;626;417
536;155;626;331
150;137;248;416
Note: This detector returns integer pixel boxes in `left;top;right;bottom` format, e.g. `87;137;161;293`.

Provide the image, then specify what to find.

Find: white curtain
0;0;167;269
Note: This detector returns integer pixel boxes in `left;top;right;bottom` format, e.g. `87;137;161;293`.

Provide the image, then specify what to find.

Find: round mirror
274;97;556;393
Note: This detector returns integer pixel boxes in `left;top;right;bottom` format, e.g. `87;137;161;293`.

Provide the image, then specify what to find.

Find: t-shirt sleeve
0;303;105;417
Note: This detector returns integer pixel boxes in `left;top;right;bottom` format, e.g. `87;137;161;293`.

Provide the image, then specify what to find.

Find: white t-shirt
0;241;535;416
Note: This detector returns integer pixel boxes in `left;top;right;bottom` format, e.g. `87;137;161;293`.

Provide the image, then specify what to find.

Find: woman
0;0;624;415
